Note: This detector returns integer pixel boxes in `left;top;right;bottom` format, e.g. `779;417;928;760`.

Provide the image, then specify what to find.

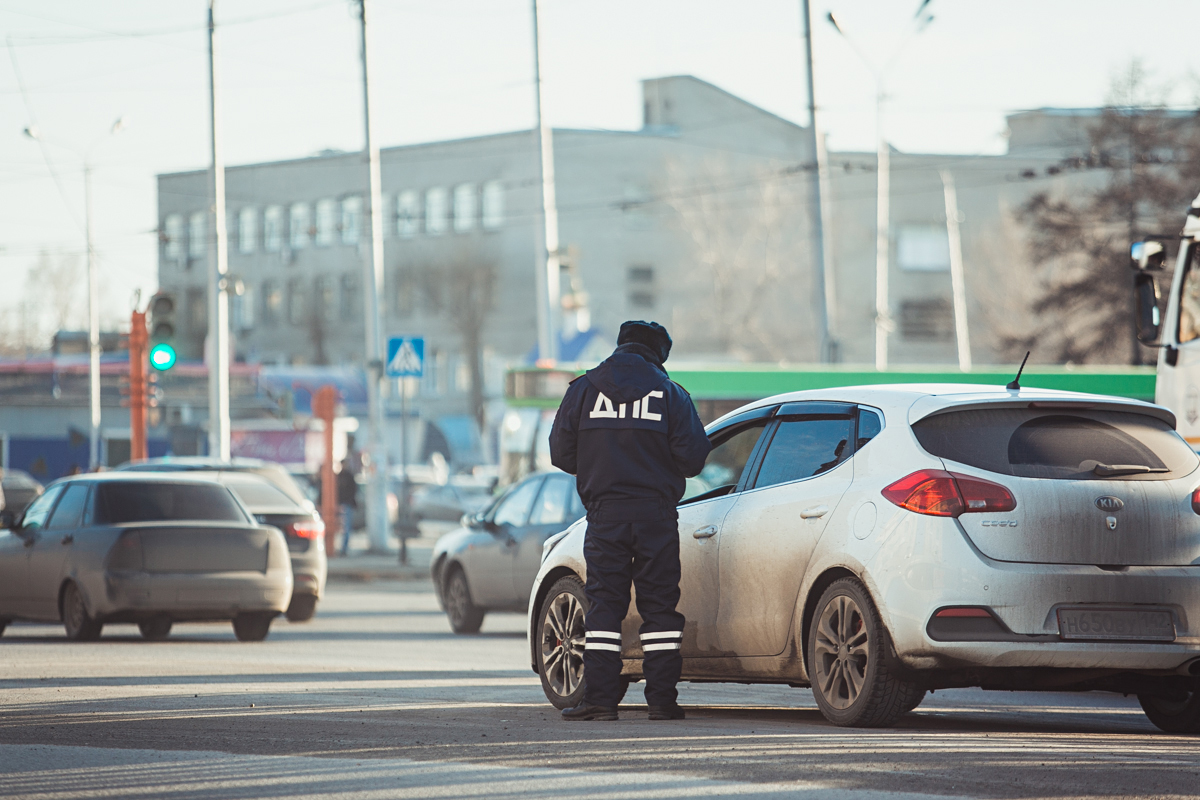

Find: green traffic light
149;343;177;371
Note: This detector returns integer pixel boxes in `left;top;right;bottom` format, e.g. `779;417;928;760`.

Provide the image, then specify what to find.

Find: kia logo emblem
1095;496;1124;512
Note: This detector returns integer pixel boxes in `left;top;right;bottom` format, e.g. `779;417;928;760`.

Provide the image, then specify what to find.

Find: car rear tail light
107;531;144;571
882;470;1015;517
1191;487;1200;515
288;519;325;539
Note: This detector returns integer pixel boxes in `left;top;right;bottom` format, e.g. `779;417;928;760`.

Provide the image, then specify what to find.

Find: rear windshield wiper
1092;463;1170;477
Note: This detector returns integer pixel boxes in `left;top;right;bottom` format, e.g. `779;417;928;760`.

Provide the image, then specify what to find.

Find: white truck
1133;191;1200;447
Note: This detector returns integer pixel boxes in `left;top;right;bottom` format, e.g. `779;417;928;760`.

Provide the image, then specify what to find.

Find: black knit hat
617;320;672;363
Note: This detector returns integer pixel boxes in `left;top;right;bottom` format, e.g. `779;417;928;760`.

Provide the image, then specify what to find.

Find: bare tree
1012;61;1200;364
658;157;813;361
420;253;497;432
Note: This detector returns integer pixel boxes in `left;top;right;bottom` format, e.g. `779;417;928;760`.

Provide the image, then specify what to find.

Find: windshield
94;482;248;524
913;407;1199;481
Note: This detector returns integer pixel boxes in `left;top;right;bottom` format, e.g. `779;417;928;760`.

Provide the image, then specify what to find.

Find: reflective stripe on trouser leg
585;631;622;652
583;521;636;707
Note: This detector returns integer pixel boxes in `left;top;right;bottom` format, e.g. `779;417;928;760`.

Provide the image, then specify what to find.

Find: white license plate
1056;607;1176;642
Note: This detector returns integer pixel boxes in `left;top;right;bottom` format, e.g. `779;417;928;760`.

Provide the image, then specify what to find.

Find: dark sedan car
431;472;583;633
0;474;291;641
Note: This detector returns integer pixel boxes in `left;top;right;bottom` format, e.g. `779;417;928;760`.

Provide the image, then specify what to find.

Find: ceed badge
1095;496;1124;512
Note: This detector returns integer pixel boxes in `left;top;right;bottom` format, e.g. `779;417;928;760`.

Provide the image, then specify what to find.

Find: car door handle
692;525;718;539
800;505;829;519
61;535;74;545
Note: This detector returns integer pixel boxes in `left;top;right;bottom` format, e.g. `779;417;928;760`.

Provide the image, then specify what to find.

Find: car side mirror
1134;272;1162;344
1131;239;1167;272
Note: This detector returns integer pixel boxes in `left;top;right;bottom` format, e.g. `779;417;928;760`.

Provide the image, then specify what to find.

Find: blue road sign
386;336;425;378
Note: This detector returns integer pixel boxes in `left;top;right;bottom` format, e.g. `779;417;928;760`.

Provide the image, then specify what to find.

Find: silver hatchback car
530;384;1200;732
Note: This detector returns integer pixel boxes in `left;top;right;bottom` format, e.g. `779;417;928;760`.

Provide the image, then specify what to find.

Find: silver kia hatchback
529;384;1200;732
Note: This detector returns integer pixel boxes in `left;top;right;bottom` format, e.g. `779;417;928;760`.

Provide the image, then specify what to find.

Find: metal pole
357;0;390;553
531;0;560;362
206;0;231;460
83;161;101;469
815;128;838;362
800;0;832;363
874;87;891;371
398;380;408;565
940;169;971;372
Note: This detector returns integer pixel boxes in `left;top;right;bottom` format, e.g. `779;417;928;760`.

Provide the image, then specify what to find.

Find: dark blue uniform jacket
549;343;711;517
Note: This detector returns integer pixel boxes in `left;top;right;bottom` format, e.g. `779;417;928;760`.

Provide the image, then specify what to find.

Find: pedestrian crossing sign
386;336;425;378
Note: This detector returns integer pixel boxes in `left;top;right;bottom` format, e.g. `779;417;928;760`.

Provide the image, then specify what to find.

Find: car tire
807;577;922;728
1139;685;1200;733
537;574;589;710
138;617;172;641
232;612;274;642
901;689;927;714
62;582;103;642
0;619;8;638
444;567;485;634
285;594;318;622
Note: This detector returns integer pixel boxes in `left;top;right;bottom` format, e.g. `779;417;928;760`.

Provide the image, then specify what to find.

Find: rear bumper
100;570;292;620
867;513;1200;672
289;550;327;599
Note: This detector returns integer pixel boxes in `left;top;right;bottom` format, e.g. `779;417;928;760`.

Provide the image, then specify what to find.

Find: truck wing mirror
1132;239;1167;272
1134;272;1162;344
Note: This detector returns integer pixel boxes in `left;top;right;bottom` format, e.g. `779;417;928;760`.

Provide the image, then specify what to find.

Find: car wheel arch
529;566;583;675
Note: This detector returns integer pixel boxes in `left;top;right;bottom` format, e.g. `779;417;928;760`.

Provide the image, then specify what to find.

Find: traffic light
147;291;177;371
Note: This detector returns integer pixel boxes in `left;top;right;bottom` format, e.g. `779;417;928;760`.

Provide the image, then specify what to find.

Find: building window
234;284;255;330
287;278;307;325
897;225;951;272
262;280;282;326
341;196;362;245
482;180;504;230
164;214;184;261
289;203;310;250
453;183;476;233
315;198;337;246
238;207;258;254
627;265;656;309
315;276;337;323
340;273;359;321
396;190;419;238
425;187;448;236
263;206;284;252
899;298;954;340
188;212;206;259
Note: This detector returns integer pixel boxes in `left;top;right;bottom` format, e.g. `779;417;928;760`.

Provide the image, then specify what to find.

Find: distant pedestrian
337;458;359;555
549;320;711;721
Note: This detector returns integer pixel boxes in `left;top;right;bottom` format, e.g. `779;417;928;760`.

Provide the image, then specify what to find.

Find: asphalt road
2;581;1198;800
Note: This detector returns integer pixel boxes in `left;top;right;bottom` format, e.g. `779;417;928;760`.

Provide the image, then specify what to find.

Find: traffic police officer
549;320;711;721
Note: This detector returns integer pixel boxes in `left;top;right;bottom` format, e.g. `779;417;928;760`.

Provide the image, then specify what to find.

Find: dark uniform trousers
582;500;684;708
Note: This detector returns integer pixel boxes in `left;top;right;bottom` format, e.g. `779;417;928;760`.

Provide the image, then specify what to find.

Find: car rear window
912;408;1199;481
224;478;299;510
94;482;248;524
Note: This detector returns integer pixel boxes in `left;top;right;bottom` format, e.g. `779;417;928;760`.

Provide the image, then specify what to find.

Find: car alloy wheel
807;577;922;728
444;568;484;634
538;575;588;710
62;582;103;642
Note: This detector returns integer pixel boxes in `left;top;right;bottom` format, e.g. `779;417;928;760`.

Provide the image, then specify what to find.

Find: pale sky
1;0;1197;337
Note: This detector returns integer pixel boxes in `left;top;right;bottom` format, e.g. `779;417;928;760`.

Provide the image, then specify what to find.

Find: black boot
561;703;618;721
647;704;685;720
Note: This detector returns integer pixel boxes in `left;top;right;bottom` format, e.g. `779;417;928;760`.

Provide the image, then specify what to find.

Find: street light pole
356;0;391;553
531;0;560;363
206;0;231;461
83;160;100;469
800;0;834;363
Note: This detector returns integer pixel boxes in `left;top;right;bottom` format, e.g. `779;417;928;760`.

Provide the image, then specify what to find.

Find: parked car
411;481;495;524
433;472;583;633
179;470;326;622
115;457;310;506
0;469;44;518
530;384;1200;732
0;474;292;641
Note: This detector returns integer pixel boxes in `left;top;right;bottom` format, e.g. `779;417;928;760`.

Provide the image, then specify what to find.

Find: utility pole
356;0;391;553
800;0;833;363
83;162;101;469
940;170;971;372
127;309;148;462
206;0;231;460
531;0;561;362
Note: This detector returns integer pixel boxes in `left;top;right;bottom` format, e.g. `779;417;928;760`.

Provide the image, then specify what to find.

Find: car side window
1179;245;1200;344
19;484;65;532
753;418;854;489
857;409;883;449
492;478;542;527
45;484;90;530
681;421;768;503
529;477;572;526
